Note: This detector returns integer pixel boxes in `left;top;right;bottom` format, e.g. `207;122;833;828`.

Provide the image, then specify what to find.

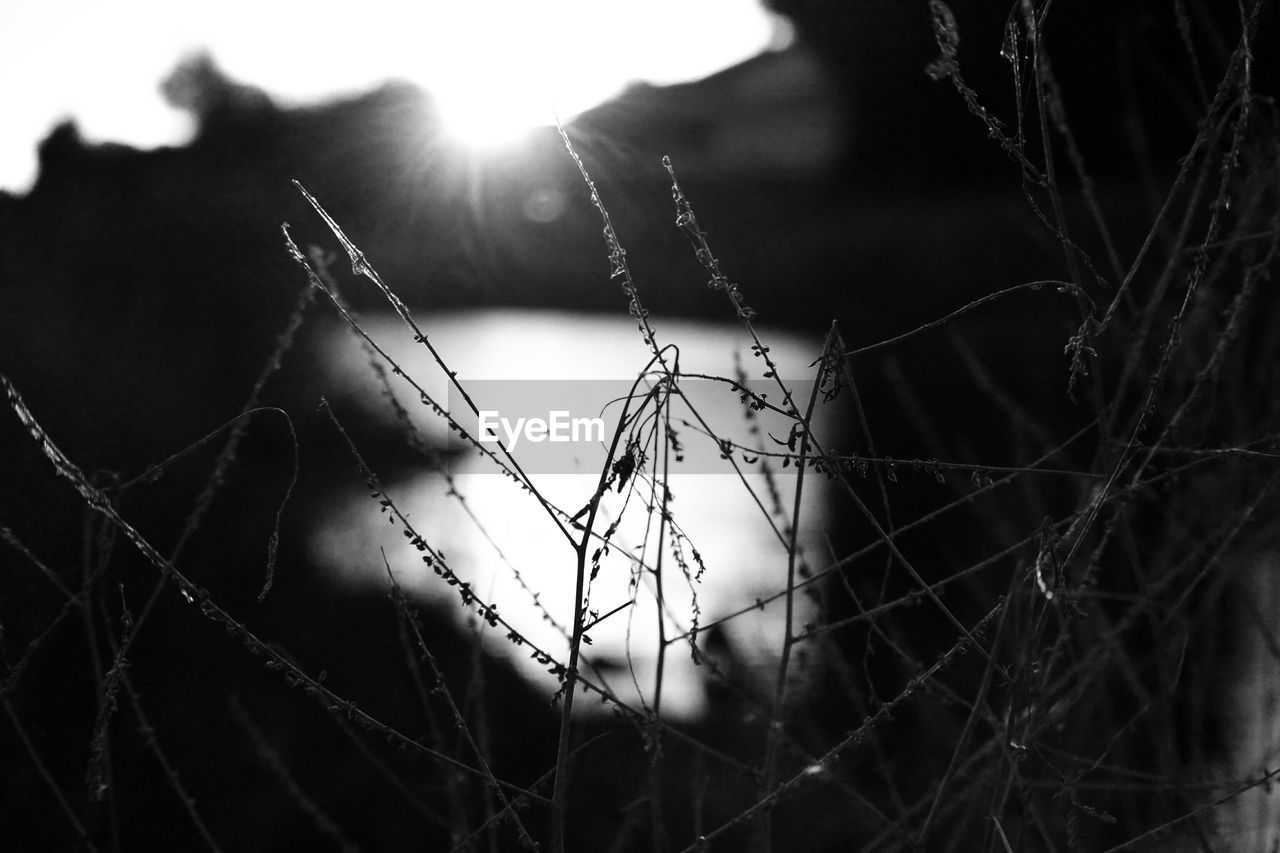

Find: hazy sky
0;0;788;193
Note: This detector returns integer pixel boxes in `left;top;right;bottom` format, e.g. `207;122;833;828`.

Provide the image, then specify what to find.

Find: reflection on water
309;308;840;719
1220;553;1280;848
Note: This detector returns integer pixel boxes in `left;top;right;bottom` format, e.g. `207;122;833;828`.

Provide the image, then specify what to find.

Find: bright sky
0;0;788;193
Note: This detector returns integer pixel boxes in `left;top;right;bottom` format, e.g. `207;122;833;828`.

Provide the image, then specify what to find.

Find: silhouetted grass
3;2;1280;851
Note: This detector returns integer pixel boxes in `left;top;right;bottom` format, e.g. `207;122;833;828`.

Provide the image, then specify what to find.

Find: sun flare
409;1;785;149
0;0;786;190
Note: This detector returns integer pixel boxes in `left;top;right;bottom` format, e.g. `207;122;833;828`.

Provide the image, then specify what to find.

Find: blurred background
2;1;1278;850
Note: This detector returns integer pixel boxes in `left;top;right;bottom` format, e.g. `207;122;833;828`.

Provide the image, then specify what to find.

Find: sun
433;84;550;151
424;32;578;151
404;0;785;151
407;2;622;150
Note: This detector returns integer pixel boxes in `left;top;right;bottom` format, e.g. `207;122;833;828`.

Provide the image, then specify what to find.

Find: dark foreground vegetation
2;1;1279;850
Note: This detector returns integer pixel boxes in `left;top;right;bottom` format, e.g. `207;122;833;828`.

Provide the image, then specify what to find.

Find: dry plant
3;2;1280;851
